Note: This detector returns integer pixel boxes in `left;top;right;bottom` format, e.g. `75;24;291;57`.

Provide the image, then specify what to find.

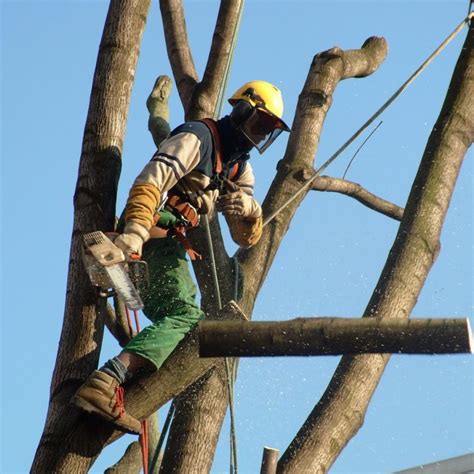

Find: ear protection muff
230;100;254;126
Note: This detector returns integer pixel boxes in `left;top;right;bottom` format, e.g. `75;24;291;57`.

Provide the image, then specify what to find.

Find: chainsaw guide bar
82;231;145;310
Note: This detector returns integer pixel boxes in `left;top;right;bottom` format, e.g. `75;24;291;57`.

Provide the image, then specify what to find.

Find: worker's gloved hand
114;221;150;259
216;187;262;219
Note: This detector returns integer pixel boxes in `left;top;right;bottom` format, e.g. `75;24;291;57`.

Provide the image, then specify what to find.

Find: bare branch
238;37;388;315
146;413;161;473
341;36;392;79
278;21;474;474
159;0;198;108
311;175;404;221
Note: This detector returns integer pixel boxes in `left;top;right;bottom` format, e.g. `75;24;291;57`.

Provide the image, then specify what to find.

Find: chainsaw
82;231;148;310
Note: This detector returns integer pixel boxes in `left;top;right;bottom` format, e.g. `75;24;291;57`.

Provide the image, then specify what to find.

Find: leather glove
113;221;150;259
216;188;262;218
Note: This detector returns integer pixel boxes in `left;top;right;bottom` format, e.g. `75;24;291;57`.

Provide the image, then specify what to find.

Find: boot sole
71;395;142;435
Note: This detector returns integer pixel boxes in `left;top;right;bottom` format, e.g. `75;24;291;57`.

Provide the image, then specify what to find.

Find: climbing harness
261;12;474;230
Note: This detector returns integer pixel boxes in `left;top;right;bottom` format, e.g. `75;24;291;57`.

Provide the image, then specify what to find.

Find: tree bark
31;1;151;471
159;0;198;107
199;318;473;356
159;369;229;473
277;21;474;474
105;441;142;474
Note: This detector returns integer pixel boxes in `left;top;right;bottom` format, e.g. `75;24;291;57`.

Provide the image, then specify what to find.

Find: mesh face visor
241;108;286;154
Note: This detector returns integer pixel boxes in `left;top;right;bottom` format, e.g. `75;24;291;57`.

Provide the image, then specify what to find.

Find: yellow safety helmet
228;80;290;153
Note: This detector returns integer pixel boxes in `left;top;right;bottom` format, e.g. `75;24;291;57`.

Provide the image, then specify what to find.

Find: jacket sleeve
124;132;201;230
226;162;263;248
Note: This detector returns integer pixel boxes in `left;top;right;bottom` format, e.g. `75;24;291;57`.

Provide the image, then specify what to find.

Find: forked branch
159;0;198;107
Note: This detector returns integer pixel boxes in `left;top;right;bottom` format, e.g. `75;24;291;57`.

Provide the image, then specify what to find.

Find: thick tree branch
188;0;244;119
238;37;388;316
159;0;198;107
277;21;474;473
311;175;404;221
199;318;473;356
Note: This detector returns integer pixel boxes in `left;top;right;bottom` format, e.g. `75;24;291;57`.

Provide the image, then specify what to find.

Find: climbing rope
261;13;473;229
201;2;246;473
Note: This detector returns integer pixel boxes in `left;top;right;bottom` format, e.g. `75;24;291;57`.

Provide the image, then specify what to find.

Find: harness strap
200;118;240;180
150;197;201;260
201;118;223;174
167;194;200;228
169;227;202;260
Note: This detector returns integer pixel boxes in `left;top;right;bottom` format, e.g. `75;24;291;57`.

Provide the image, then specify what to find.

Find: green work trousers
123;236;204;370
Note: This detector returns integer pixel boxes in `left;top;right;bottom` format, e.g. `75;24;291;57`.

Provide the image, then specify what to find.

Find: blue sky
1;1;472;473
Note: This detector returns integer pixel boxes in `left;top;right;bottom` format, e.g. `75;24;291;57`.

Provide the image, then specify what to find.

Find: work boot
71;370;142;434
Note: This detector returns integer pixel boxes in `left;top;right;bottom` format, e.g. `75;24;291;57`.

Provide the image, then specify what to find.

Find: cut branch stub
199;318;473;357
261;447;280;474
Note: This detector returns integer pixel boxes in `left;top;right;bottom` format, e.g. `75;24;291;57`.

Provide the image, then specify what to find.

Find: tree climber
72;80;291;434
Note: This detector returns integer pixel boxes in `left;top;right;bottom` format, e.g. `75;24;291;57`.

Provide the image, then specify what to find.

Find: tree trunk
159;369;228;473
32;1;150;472
277;21;474;474
199;318;473;356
